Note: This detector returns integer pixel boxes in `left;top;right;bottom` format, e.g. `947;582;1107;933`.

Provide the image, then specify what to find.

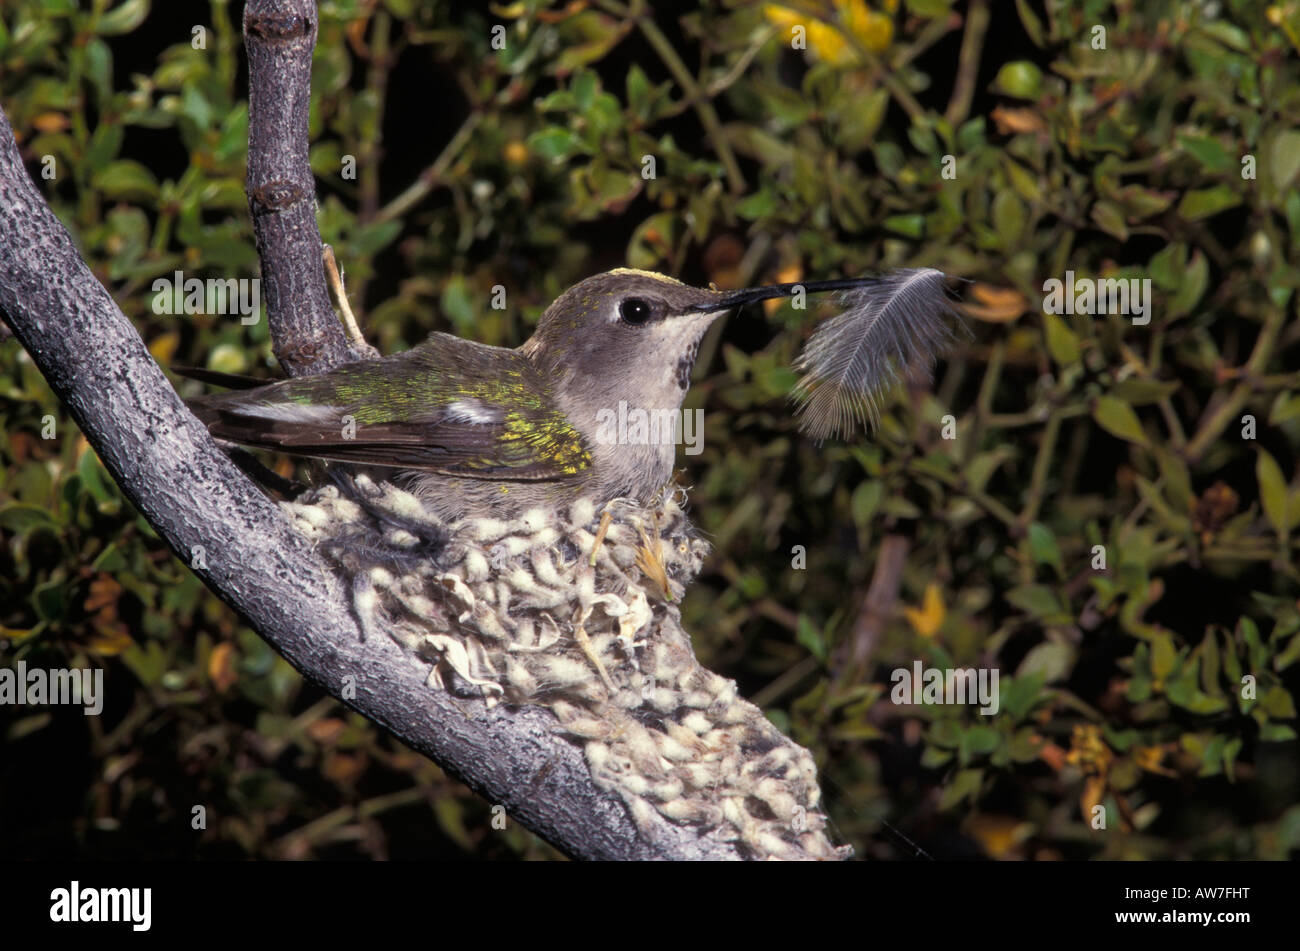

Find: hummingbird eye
618;297;653;326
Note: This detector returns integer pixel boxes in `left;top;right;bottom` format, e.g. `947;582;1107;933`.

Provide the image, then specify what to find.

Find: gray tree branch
243;0;364;375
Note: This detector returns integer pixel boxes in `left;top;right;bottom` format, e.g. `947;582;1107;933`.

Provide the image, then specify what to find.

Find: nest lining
281;475;849;860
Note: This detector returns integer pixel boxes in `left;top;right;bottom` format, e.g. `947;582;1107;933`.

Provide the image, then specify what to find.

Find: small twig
919;463;1020;529
891;12;961;69
945;0;990;127
1184;305;1286;461
322;244;377;356
373;112;483;225
243;0;359;375
843;533;910;672
629;9;747;194
750;655;820;709
704;26;778;97
573;607;617;692
589;510;614;566
1019;409;1062;528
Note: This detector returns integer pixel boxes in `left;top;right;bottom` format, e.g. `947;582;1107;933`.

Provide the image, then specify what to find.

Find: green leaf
882;214;925;239
91;160;159;202
552;11;626;74
735;189;777;220
1015;641;1074;683
350;219;401;257
86;123;124;168
1222;737;1243;781
1177;185;1241;221
938;768;983;810
1269;392;1300;426
1026;523;1064;575
796;614;827;662
0;503;59;533
1013;0;1044;46
1262;685;1297;719
920;745;953;768
1002;673;1047;719
33;579;66;623
1149;242;1186;290
97;0;149;36
1112;379;1180;405
1043;312;1080;366
992;190;1026;245
1276;633;1300;672
571;70;598;112
526;127;580;163
1178;134;1236;173
1090;200;1128;241
831;722;884;742
1260;723;1297;742
1167;249;1208;319
440;276;474;332
1154;447;1194;513
1006;585;1068;621
1150;631;1177;680
78;449;119;512
625;64;651;115
851;481;883;528
961;725;1001;757
1256;450;1290;537
1093;396;1148;446
1270;130;1300;192
626;212;682;270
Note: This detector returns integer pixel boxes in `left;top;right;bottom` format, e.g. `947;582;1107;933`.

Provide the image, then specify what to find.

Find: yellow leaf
148;331;180;366
208;642;239;693
807;21;851;63
961;283;1028;323
86;624;134;656
762;4;803;30
965;814;1034;859
1080;774;1107;822
764;261;803;315
839;0;893;52
903;583;945;638
990;104;1047;135
1133;745;1177;777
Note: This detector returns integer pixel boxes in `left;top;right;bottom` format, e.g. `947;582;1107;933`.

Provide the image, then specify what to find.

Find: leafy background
2;0;1299;860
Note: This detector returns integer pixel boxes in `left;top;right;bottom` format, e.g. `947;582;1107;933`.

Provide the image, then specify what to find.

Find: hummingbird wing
186;335;592;481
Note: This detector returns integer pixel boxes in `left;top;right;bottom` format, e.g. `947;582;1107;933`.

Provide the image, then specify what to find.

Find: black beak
702;276;890;314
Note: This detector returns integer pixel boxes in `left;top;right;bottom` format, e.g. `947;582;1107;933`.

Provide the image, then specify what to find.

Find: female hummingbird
188;266;960;522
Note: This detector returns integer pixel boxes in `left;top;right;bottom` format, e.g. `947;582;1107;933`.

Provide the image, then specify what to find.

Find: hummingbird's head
522;268;732;405
521;265;960;447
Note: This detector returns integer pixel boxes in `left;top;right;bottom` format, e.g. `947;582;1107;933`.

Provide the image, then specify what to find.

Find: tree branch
243;0;367;374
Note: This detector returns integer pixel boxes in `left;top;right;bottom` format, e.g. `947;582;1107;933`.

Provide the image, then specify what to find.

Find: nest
281;475;849;860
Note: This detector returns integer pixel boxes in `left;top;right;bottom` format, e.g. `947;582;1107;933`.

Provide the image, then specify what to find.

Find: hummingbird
187;266;960;523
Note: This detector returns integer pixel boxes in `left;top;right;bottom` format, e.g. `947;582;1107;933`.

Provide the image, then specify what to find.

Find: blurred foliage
2;0;1299;860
